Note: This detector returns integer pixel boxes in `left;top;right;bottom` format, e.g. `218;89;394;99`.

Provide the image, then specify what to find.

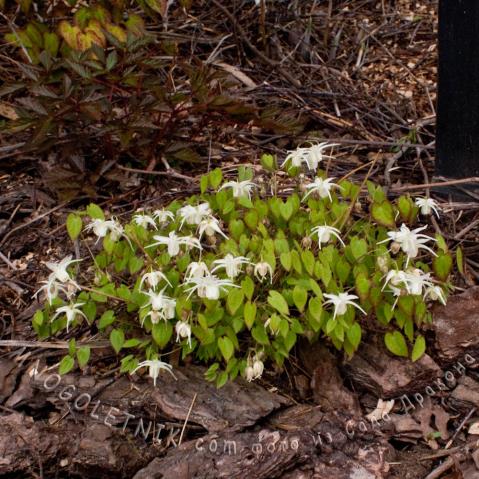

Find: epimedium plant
33;145;454;387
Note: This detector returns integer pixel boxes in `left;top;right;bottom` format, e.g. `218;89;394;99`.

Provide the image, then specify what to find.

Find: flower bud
245;366;255;382
390;241;401;254
252;359;264;379
301;236;312;249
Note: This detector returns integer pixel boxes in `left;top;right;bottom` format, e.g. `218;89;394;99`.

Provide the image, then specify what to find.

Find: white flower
382;269;407;293
142;288;176;323
185;261;210;280
132;359;176;386
311;225;345;249
45;255;82;283
147;231;202;257
245;365;255;382
378;224;437;265
139;270;172;290
133;213;157;230
85;218;124;242
424;285;447;305
415;197;441;217
153;209;175;225
254;262;273;283
175;321;192;347
303;177;341;202
183;274;238;300
252;357;264;379
212;254;252;279
245;354;264;381
51;302;87;332
34;273;80;305
178;203;211;228
219;180;257;199
403;269;433;296
323;292;366;320
282;147;308;168
302;142;337;171
197;216;228;240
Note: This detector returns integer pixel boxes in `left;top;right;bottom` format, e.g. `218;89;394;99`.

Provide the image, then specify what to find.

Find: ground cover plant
32;144;453;387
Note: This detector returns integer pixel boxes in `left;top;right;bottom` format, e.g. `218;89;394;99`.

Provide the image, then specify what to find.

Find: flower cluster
33;148;451;387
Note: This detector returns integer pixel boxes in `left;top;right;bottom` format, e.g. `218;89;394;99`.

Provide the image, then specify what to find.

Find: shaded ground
1;1;479;478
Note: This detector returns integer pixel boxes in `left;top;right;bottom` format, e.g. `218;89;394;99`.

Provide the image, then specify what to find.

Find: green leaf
244;210;258;230
76;346;90;368
355;273;370;301
98;310;115;329
301;250;315;276
251;325;270;345
292;285;308;312
371;201;395;228
346;323;362;349
152;322;172;349
433;253;453;281
280;251;292;271
227;289;244;315
284;330;297;351
86;203;104;220
216;371;228;388
268;291;289;316
279;200;293;221
110;329;125;354
66;213;82;240
241;276;255;300
200;174;209;194
59;355;75;375
308;296;323;320
244;301;257;329
68;338;76;356
33;310;44;327
384;331;409;357
456;247;464;275
411;335;426;362
209;168;223;189
218;336;234;361
260;153;276;171
128;256;144;275
350;237;368;260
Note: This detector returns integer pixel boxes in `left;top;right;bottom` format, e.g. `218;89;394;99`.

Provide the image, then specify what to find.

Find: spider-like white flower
403;269;433;296
245;365;256;382
219;180;257;200
175;321;192;347
197;216;228;240
139;270;172;290
302;142;337;171
381;269;407;292
147;231;202;257
178;203;211;228
85;218;124;242
45;255;82;284
185;261;210;280
303;177;341;202
282;147;308;168
131;359;176;386
51;302;87;332
424;285;447;305
153;209;175;225
212;254;252;279
183;274;238;300
142;288;176;322
133;213;157;230
254;262;273;283
378;224;437;265
415;197;441;218
311;225;345;249
323;292;366;320
33;272;80;305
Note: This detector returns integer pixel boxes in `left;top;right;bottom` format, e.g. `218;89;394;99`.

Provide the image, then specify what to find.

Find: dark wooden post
436;0;479;180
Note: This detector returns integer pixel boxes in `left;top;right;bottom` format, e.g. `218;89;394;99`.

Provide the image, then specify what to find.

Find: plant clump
33;146;453;387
